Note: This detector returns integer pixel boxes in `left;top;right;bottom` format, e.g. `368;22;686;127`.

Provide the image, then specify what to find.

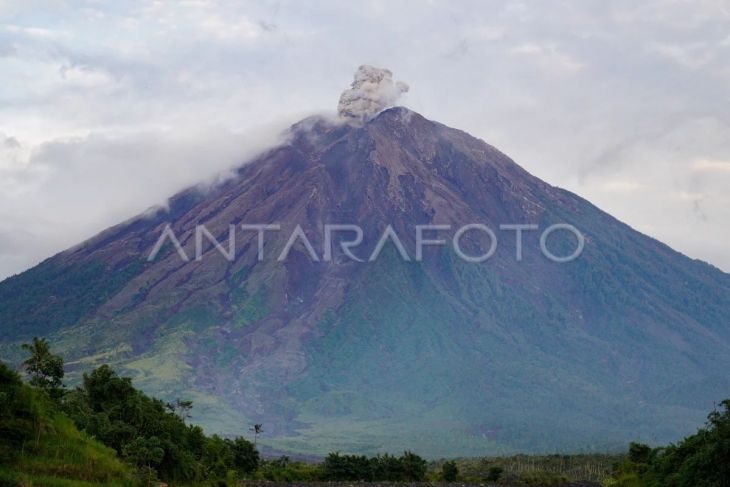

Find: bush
441;460;459;482
485;465;504;482
0;469;21;487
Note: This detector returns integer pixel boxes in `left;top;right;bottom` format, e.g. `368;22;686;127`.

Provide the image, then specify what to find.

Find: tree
0;360;39;453
21;337;64;399
323;452;372;481
441;460;459;482
643;399;730;486
230;436;260;473
371;453;403;481
201;434;235;478
400;450;428;481
122;436;165;486
249;423;263;446
626;442;652;475
167;398;193;424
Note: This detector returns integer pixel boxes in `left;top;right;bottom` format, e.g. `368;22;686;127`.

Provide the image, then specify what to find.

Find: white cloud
0;123;292;278
199;14;262;40
691;159;730;173
3;24;63;39
510;43;585;73
647;41;716;69
601;181;647;193
59;64;115;88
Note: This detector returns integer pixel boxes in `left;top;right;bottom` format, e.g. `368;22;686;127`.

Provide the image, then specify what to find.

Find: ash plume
337;65;409;124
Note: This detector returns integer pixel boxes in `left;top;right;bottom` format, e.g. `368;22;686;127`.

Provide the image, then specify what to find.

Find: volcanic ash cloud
337;65;409;124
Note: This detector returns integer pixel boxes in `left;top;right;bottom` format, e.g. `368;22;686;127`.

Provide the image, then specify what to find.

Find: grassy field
0;412;137;487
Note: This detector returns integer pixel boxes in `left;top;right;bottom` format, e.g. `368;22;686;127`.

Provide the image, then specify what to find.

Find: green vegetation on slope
2;337;261;486
0;257;144;340
0;360;136;487
281;248;653;456
61;365;261;484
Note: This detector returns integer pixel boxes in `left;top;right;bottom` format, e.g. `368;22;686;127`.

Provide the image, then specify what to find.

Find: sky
0;0;729;280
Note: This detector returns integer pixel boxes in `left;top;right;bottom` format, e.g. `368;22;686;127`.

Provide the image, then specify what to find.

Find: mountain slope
1;107;729;456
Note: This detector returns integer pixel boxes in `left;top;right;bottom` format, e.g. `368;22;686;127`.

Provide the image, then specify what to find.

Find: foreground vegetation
0;359;136;486
2;337;729;486
1;338;431;486
2;338;260;485
605;401;730;487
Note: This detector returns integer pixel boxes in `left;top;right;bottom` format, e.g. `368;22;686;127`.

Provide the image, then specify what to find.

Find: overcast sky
1;0;729;279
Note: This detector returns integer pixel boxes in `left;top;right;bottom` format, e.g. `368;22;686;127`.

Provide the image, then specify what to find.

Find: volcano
1;107;729;457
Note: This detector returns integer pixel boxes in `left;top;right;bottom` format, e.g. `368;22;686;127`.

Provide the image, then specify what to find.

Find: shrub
486;465;504;482
441;460;459;482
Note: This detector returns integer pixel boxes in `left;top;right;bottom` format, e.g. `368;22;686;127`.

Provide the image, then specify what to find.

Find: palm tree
174;399;193;424
249;423;263;446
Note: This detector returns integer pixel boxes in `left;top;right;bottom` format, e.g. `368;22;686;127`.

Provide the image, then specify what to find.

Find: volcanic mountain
1;107;729;457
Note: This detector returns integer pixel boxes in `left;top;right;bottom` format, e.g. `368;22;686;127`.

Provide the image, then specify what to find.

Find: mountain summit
1;107;729;456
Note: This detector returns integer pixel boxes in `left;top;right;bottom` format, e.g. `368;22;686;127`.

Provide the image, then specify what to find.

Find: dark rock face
1;107;729;457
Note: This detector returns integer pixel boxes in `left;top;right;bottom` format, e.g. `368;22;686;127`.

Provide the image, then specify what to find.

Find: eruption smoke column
337;65;409;124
